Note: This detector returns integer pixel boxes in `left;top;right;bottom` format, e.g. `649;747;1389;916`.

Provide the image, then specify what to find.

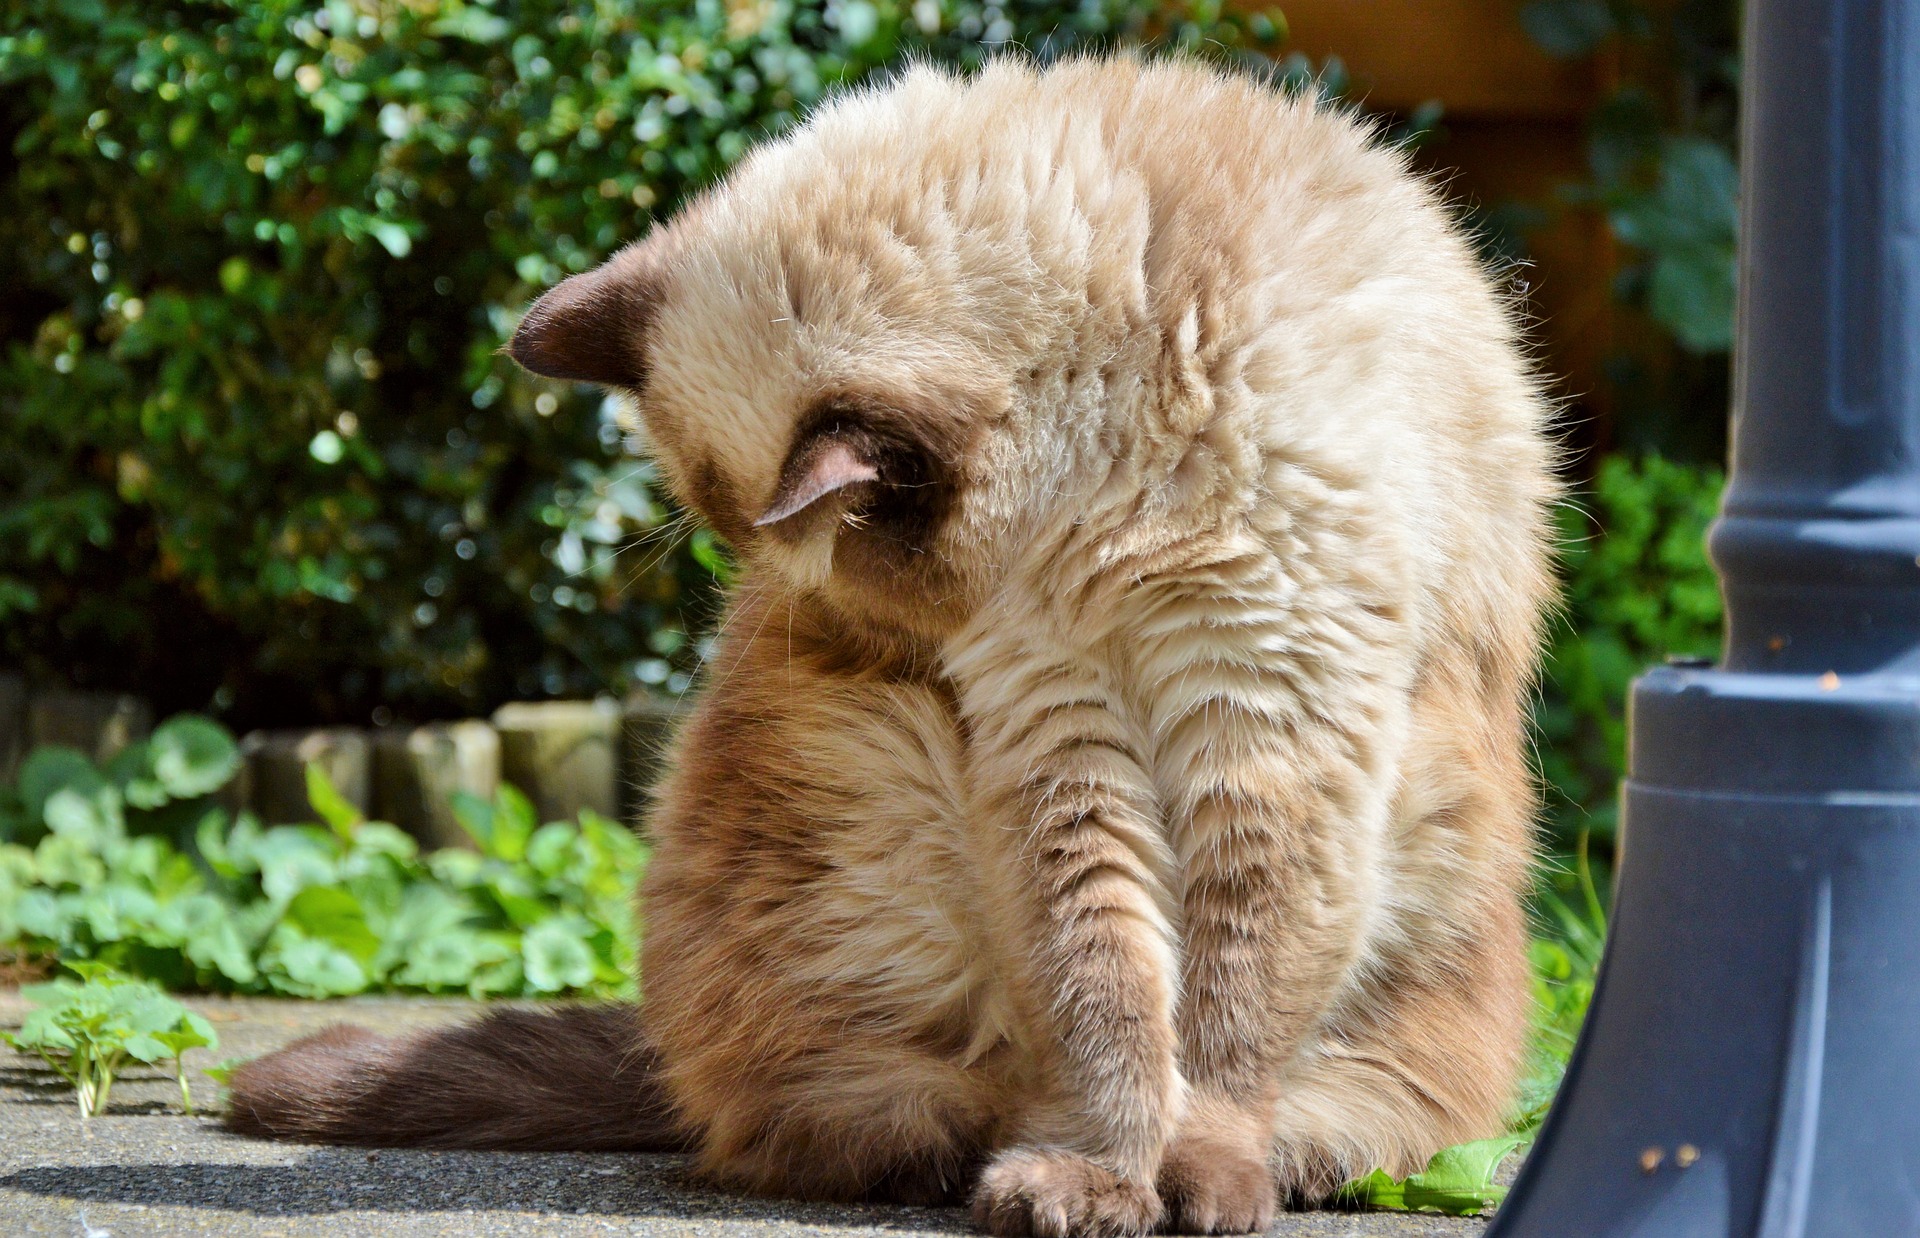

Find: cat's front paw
1156;1133;1276;1234
971;1147;1162;1238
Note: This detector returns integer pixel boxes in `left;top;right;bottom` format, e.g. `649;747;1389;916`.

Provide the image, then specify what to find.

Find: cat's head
504;68;1086;641
507;237;1000;643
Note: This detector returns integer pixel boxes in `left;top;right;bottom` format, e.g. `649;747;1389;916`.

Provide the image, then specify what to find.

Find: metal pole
1488;1;1920;1234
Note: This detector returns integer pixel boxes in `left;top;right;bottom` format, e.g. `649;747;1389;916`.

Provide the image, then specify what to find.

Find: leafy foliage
3;960;217;1117
0;711;241;848
1536;454;1724;842
0;0;1279;728
2;721;644;1000
1520;0;1740;459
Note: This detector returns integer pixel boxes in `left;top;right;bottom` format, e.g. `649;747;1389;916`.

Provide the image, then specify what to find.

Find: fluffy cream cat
228;54;1557;1237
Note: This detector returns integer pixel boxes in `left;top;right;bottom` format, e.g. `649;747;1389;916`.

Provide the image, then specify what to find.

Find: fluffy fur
229;55;1558;1237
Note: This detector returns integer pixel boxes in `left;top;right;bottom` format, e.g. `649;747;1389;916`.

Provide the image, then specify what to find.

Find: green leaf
1520;0;1615;58
203;1058;245;1086
17;747;106;826
283;886;381;962
1338;1134;1526;1216
393;932;483;989
479;867;552;928
32;832;106;890
1648;249;1736;352
526;821;578;878
265;931;369;997
522;916;597;993
108;740;169;809
42;785;124;848
689;527;737;585
251;829;340;905
178;910;259;985
450;791;494;851
487;784;537;863
81;882;161;942
429;6;511;43
366;218;413;259
348;821;419;864
151;1010;217;1057
148;715;239;799
304;763;363;840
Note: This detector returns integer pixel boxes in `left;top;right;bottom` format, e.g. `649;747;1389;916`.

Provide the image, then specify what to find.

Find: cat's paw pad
971;1147;1161;1238
1156;1136;1276;1234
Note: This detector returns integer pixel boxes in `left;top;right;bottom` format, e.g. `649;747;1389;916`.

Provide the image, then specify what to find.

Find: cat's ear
753;435;881;527
507;246;660;389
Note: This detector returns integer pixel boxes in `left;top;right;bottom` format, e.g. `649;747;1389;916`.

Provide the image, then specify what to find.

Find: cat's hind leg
1263;894;1533;1204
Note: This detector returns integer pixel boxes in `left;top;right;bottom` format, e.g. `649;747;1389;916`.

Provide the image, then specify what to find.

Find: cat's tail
223;1004;689;1151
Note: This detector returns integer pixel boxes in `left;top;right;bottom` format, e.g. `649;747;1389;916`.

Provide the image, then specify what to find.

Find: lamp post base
1490;666;1920;1237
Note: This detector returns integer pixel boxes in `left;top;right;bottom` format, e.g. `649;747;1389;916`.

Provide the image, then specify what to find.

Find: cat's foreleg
1145;588;1407;1232
948;631;1183;1238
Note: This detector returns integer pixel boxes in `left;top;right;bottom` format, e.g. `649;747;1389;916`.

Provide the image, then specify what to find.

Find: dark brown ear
754;436;881;527
507;245;660;389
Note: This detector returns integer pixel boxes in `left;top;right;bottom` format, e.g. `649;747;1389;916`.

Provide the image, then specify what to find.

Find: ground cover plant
0;719;643;1000
2;960;217;1117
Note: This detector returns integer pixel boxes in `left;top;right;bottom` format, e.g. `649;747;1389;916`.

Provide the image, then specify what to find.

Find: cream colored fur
572;54;1551;1236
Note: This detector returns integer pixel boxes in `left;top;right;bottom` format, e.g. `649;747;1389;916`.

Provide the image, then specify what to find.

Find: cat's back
772;55;1550;494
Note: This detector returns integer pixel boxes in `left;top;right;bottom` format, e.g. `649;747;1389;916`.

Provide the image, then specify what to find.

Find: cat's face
506;221;1008;642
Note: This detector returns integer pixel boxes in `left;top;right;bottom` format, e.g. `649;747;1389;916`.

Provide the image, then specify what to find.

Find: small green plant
1519;837;1609;1128
3;961;216;1118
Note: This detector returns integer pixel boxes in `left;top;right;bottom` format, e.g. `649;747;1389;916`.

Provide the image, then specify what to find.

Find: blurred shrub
1;718;645;999
1536;454;1725;842
0;0;1278;727
1520;0;1740;461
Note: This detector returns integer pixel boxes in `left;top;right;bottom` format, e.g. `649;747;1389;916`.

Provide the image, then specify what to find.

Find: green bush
1536;453;1725;842
1;720;645;1000
0;0;1278;728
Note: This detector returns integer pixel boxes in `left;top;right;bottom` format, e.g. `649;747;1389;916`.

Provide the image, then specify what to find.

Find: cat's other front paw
1155;1134;1276;1234
970;1147;1162;1238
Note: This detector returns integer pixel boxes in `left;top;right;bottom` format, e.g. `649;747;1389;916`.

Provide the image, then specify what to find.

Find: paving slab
0;991;1493;1238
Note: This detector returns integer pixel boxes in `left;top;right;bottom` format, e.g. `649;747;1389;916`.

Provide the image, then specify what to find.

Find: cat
226;54;1557;1237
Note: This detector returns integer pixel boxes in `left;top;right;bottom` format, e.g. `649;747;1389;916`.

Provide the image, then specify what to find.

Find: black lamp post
1487;1;1920;1235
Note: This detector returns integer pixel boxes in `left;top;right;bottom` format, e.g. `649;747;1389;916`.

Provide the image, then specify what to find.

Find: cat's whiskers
613;508;703;585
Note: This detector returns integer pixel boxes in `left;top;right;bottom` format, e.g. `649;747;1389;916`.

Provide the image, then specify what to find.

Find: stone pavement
0;992;1492;1238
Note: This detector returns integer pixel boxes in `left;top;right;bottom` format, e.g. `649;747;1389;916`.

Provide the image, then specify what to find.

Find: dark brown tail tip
223;1005;687;1152
224;1023;398;1143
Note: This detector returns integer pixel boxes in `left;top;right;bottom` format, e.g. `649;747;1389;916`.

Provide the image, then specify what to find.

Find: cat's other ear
507;246;660;389
753;435;881;527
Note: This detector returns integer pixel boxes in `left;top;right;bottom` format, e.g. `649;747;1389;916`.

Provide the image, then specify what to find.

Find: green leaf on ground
1337;1134;1526;1216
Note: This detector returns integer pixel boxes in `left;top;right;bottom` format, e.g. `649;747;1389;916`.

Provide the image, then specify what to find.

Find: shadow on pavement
0;1148;976;1231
